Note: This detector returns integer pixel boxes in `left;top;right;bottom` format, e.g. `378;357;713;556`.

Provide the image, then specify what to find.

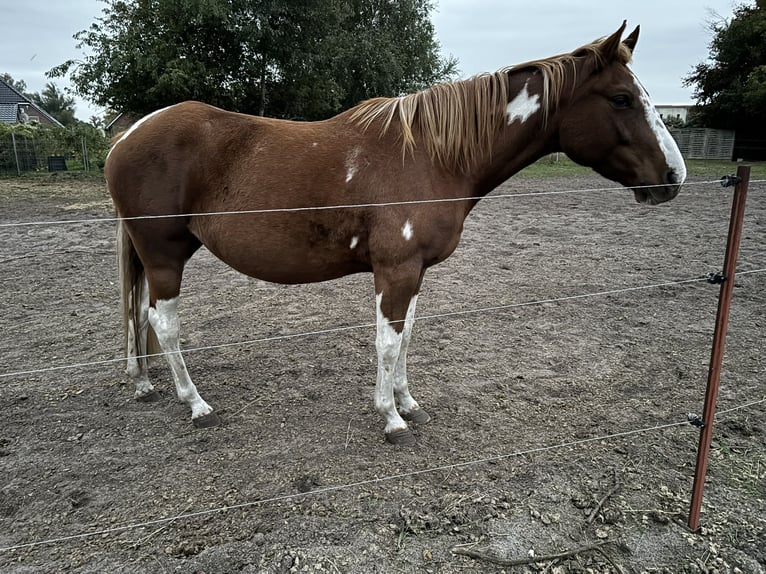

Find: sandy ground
0;172;764;573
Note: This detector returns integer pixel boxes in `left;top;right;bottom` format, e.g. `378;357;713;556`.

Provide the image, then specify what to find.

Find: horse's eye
610;95;632;109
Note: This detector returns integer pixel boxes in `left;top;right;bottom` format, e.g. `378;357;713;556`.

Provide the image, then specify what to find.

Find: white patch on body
375;293;408;434
506;81;541;125
401;220;413;241
312;142;318;147
107;104;177;160
345;146;362;183
632;76;687;183
148;298;213;419
349;236;359;249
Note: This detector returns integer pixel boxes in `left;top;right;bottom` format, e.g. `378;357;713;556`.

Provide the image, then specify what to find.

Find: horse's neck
471;72;558;197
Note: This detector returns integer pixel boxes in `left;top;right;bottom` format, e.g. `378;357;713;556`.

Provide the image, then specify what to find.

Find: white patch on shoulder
632;76;687;184
401;220;413;241
506;81;541;125
350;236;359;249
107;104;177;160
345;146;362;183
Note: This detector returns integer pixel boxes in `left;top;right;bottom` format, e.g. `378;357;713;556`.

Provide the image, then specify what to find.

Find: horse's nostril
666;169;679;184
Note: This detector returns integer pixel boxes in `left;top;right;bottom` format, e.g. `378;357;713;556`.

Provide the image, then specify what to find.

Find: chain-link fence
0;130;104;175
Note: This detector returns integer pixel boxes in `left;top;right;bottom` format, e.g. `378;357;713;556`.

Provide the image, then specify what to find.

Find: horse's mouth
632;183;682;205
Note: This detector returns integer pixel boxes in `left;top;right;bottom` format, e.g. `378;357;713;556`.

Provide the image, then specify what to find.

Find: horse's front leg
392;294;430;425
373;265;426;445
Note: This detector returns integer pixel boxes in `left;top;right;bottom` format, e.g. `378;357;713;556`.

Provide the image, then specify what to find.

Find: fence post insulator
706;271;726;285
720;175;741;188
687;413;705;428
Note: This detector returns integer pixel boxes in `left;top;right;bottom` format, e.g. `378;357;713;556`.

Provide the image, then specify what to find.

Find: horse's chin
632;184;682;205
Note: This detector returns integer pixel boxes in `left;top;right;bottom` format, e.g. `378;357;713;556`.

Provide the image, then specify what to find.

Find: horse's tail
116;218;160;365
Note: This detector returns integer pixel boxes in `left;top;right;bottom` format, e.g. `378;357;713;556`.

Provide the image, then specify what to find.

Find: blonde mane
349;37;633;173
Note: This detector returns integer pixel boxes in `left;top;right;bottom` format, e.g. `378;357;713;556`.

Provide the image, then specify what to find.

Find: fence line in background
0;179;735;229
1;268;764;382
1;396;763;554
0;273;730;381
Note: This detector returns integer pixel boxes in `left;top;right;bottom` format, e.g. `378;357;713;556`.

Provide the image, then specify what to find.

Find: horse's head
556;22;686;205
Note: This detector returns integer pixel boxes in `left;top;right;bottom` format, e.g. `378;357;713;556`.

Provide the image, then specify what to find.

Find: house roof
0;102;19;123
0;78;64;127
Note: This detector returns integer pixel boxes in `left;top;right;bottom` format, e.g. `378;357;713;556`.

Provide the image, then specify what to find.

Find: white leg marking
393;295;420;414
506;81;541;125
402;220;413;241
148;298;213;419
375;293;408;434
633;76;687;183
126;278;154;397
350;236;359;249
107;104;177;160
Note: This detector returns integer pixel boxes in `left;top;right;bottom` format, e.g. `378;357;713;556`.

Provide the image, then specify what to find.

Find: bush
0;122;109;174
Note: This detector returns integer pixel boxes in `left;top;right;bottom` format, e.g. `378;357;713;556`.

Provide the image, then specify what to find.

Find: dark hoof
386;427;416;446
193;412;222;428
136;390;161;403
403;408;431;425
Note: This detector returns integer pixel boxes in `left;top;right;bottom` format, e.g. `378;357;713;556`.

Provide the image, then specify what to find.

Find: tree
0;73;28;94
27;82;78;126
684;1;766;157
49;0;456;120
334;0;457;110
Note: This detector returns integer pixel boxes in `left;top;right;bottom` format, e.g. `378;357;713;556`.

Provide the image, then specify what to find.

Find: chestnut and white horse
106;23;685;444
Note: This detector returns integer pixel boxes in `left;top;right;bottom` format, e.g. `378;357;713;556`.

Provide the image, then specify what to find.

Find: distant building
655;104;694;124
0;78;64;127
105;112;139;138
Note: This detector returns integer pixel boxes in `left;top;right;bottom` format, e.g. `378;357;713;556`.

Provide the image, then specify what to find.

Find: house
655;104;694;125
105;112;139;137
0;78;64;127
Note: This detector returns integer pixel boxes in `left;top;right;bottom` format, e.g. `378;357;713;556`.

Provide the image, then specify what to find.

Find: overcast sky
0;0;742;121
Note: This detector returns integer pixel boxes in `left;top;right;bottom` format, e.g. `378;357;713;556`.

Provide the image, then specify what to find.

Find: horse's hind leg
136;229;220;428
126;277;159;402
147;295;220;427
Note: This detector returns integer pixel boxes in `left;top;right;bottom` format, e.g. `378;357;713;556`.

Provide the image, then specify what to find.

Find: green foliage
26;83;78;126
0;122;109;173
0;73;28;93
684;1;766;131
662;116;687;129
49;0;457;120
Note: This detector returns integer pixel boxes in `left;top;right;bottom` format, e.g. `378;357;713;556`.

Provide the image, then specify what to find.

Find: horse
106;22;686;444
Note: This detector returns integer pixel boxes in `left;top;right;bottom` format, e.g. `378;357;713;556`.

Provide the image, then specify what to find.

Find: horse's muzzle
632;169;684;205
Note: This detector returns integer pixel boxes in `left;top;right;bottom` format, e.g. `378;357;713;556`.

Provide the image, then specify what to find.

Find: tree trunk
259;63;267;117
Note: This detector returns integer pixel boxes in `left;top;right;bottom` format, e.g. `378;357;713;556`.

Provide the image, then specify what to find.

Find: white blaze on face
107;104;177;160
632;76;687;184
401;220;414;241
506;81;541;125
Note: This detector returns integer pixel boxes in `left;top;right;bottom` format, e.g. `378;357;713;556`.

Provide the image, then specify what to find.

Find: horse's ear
599;20;628;62
623;25;640;53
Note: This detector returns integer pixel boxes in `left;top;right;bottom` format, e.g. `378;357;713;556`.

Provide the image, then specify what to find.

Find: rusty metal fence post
688;165;751;531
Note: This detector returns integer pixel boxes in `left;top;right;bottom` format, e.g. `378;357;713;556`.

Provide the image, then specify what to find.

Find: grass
518;155;766;180
2;158;765;185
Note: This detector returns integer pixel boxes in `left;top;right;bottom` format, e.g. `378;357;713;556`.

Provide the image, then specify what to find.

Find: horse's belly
204;242;370;285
